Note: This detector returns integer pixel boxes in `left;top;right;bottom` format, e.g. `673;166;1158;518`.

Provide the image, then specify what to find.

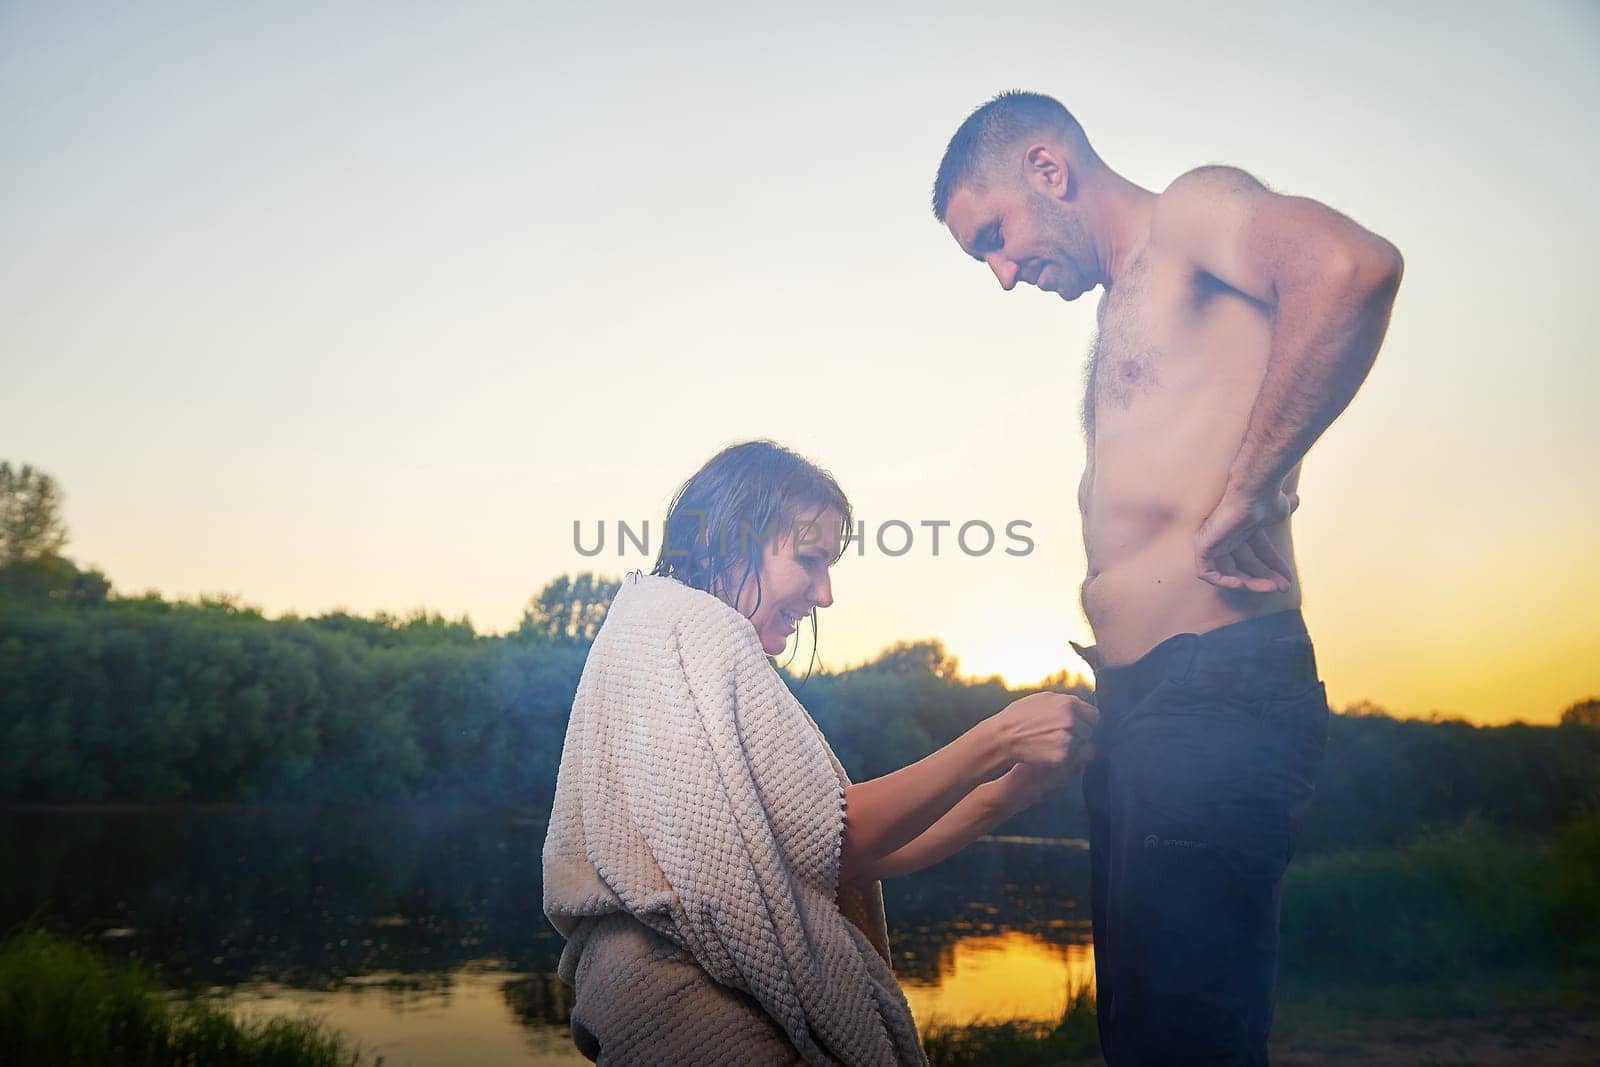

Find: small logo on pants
1144;834;1210;850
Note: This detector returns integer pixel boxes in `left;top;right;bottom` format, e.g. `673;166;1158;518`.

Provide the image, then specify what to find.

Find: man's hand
1195;488;1300;593
1156;168;1400;595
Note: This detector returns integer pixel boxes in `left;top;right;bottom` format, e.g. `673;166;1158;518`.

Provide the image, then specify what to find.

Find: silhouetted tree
519;573;620;642
1034;668;1093;695
1562;698;1600;729
0;554;111;606
69;566;112;605
860;639;961;680
0;462;68;564
309;608;475;647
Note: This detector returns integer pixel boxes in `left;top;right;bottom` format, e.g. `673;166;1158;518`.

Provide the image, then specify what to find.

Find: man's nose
988;257;1018;291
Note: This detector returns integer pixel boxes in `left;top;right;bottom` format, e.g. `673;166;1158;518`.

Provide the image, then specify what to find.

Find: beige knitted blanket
542;574;926;1066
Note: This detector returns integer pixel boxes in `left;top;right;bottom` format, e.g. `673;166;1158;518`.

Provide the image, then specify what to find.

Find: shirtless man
933;92;1402;1064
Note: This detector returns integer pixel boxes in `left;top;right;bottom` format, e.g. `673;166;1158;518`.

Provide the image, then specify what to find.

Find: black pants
1075;611;1328;1066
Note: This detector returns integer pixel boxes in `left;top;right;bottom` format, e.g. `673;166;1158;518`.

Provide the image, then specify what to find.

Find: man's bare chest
1090;290;1166;413
1084;254;1183;437
1084;254;1269;442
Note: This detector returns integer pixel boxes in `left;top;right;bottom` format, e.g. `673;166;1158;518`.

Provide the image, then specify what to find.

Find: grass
921;983;1099;1067
0;927;381;1067
1279;813;1600;989
5;817;1597;1066
920;815;1600;1065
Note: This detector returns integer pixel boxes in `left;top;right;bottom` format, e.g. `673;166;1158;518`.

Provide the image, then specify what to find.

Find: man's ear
1023;144;1071;200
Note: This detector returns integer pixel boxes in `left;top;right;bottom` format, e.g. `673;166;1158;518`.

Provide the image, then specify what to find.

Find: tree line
3;556;1598;851
2;461;1597;852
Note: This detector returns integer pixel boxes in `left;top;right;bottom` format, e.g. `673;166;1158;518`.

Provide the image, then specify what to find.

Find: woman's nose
810;570;833;609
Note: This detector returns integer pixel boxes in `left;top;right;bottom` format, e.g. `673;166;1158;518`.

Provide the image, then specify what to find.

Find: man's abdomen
1080;273;1295;665
1080;508;1301;668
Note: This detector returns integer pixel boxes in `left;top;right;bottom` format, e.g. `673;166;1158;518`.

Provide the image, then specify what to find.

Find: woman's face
730;504;842;655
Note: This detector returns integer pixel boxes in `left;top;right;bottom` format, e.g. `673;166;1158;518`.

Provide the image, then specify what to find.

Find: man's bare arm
1153;166;1404;591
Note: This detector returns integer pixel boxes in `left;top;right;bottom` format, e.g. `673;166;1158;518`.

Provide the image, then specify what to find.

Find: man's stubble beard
1032;192;1095;293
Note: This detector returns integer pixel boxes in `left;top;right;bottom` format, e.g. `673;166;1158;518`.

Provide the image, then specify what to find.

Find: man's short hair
932;91;1093;222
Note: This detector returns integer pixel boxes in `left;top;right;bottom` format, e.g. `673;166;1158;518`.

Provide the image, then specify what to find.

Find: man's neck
1089;172;1157;288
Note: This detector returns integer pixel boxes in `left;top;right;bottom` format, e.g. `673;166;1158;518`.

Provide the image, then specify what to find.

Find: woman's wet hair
651;439;851;673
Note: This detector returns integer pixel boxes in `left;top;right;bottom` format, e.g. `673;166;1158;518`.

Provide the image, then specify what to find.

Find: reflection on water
223;965;585;1066
901;930;1095;1027
2;807;1095;1066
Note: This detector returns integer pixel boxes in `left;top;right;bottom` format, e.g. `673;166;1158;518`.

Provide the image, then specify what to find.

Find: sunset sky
4;2;1596;724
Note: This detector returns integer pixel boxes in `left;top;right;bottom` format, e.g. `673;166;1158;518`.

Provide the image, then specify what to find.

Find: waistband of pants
1071;610;1315;712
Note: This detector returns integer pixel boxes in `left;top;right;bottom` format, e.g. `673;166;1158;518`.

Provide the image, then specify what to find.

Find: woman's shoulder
609;572;726;624
605;574;761;655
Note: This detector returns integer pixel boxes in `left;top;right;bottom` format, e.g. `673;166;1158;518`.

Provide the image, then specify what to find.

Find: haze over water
0;806;1093;1066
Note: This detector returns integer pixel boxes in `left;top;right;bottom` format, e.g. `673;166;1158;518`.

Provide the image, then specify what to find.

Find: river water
1;806;1095;1066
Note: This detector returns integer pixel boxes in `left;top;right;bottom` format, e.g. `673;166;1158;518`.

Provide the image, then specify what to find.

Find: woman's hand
993;692;1099;768
853;725;1098;883
837;692;1097;885
1000;742;1098;808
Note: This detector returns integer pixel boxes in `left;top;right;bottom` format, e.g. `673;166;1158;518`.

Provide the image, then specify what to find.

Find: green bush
0;928;380;1066
921;818;1600;1063
1279;814;1600;988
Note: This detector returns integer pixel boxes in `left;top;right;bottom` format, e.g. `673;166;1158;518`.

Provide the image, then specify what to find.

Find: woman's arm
838;720;1007;885
862;756;1090;881
836;693;1095;884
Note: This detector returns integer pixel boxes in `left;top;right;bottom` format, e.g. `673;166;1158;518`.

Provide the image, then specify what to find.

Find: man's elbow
1363;237;1404;295
1309;237;1402;305
1344;236;1403;297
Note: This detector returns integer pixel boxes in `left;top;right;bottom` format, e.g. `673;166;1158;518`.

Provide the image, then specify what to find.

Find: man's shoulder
1152;166;1270;238
1146;166;1288;292
1162;164;1266;199
1124;164;1297;306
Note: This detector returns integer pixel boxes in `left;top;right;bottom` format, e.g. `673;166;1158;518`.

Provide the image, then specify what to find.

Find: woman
542;441;1096;1066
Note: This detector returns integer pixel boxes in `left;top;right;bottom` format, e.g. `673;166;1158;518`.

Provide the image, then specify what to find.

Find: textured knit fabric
542;574;926;1066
